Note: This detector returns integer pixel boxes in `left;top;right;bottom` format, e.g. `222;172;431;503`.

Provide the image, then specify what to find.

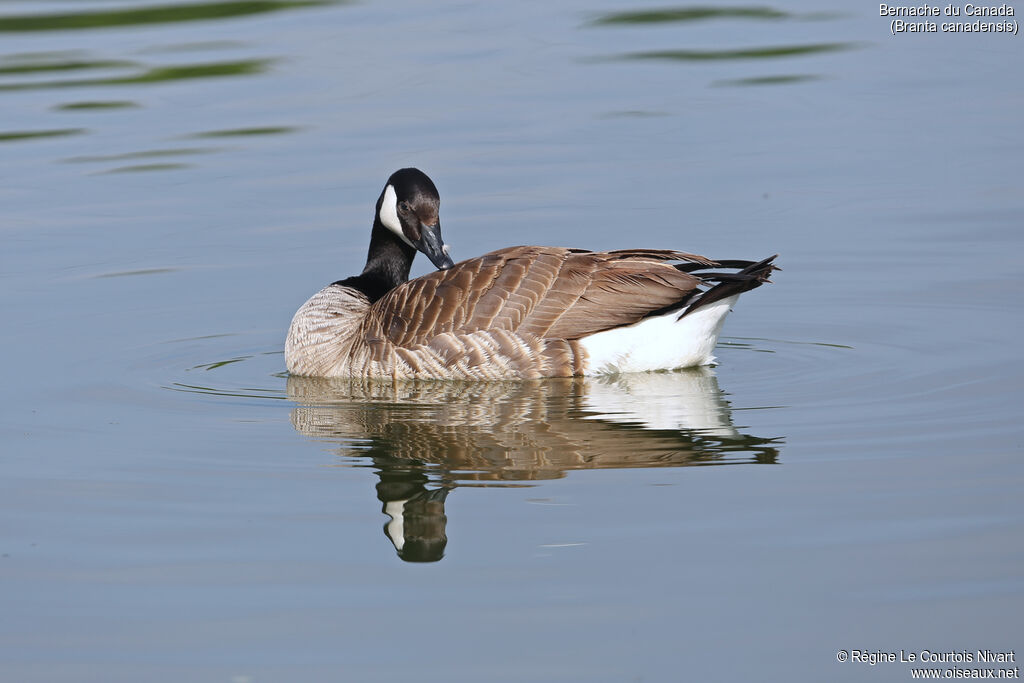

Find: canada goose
285;168;777;379
287;374;780;561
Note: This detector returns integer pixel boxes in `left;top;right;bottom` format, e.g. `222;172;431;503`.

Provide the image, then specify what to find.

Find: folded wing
368;246;716;347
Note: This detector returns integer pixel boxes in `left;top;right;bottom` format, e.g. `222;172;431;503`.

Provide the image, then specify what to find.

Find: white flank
580;294;739;375
378;184;414;247
583;369;740;435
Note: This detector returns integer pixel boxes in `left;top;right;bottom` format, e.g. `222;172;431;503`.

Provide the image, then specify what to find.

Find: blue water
2;1;1022;681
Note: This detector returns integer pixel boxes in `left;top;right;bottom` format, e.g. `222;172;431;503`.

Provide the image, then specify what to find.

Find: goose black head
376;168;454;270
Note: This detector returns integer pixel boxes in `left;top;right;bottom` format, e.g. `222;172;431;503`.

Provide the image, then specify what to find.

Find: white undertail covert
579;295;739;374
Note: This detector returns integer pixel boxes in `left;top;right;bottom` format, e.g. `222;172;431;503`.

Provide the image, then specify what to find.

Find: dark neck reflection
287;371;780;563
374;457;449;562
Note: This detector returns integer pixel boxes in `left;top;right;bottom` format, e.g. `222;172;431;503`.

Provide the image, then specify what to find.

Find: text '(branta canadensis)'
285;168;777;379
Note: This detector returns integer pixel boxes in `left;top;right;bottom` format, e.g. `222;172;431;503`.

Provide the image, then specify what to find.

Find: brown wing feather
535;251;706;340
369;246;715;347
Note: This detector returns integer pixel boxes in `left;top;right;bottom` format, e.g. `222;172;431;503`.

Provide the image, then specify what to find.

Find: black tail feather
675;258;764;273
677;254;778;319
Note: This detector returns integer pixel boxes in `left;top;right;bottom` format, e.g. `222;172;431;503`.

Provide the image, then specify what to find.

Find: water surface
2;1;1022;681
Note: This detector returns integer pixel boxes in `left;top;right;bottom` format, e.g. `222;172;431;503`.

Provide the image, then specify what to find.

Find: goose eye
398;201;411;214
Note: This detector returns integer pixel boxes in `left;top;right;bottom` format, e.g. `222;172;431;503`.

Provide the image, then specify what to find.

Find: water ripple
0;127;85;142
0;0;336;33
0;58;273;92
613;42;858;62
588;6;792;26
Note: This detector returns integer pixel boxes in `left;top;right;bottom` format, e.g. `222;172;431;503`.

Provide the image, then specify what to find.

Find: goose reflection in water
286;368;780;562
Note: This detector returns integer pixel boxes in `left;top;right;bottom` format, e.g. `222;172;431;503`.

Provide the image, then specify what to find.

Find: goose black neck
334;219;417;303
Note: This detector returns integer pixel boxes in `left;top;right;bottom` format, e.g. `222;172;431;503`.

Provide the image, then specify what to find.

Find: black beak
414;223;454;270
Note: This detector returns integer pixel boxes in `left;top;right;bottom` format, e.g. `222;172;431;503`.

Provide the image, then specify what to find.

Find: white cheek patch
378;184;414;248
384;499;406;551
